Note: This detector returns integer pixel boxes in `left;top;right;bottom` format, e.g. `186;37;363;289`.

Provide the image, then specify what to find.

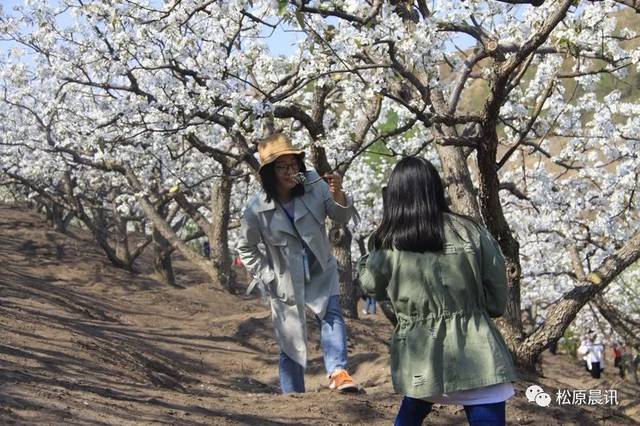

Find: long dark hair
371;156;451;252
259;155;307;202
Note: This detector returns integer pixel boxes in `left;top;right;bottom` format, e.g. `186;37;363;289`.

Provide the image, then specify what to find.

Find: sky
0;0;305;58
1;0;480;53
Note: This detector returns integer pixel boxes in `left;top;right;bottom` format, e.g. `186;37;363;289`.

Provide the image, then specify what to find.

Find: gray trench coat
237;170;357;368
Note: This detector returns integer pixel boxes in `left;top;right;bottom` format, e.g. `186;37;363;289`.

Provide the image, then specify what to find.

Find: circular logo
526;385;544;402
526;385;551;407
535;392;552;407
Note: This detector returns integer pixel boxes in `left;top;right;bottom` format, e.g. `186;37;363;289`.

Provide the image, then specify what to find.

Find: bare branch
499;182;529;200
448;50;489;116
497;79;556;170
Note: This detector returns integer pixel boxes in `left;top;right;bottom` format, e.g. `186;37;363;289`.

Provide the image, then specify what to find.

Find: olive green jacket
358;214;517;399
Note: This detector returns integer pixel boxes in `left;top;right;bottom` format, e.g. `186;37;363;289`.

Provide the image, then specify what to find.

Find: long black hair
259;155;307;203
371;156;451;252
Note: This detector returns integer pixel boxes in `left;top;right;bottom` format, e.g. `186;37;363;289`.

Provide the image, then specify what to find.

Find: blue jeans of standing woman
395;396;506;426
279;295;348;393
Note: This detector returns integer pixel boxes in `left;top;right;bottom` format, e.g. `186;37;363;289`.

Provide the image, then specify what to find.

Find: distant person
237;133;359;394
613;342;623;378
363;296;377;315
578;335;593;372
202;240;210;257
359;156;517;426
590;337;605;378
621;347;640;384
579;335;604;378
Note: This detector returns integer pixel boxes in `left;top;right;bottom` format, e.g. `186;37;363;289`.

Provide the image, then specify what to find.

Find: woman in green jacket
359;156;517;426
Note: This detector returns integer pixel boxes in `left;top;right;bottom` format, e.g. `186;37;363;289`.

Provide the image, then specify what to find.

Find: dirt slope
0;205;638;425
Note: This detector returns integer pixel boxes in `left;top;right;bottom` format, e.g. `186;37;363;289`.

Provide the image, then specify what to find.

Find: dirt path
1;205;638;425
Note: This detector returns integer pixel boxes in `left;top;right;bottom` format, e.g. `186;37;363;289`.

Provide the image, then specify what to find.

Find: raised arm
319;173;358;225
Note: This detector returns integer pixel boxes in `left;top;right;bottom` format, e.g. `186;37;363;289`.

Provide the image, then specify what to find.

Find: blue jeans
395;396;506;426
279;295;348;393
365;296;376;314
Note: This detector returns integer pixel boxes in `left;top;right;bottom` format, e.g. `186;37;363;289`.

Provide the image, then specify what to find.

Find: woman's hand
324;173;347;206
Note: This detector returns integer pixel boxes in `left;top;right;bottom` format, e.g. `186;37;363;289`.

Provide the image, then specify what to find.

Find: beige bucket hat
258;133;304;171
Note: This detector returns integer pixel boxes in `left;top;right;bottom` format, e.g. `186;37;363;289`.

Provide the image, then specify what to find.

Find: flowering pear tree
1;0;260;290
287;0;640;367
0;76;158;271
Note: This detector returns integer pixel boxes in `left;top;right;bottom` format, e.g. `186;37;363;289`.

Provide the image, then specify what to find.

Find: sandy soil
1;205;638;425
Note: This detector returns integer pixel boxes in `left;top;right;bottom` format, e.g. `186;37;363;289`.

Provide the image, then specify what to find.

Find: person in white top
578;336;593;372
589;337;605;378
578;335;604;378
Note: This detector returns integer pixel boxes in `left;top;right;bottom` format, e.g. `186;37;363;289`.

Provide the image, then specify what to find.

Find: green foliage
363;111;395;166
182;220;205;253
363;112;396;174
560;328;580;358
377;110;398;133
277;0;288;16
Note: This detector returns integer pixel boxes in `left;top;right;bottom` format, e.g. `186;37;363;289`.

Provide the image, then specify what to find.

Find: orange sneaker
329;369;358;393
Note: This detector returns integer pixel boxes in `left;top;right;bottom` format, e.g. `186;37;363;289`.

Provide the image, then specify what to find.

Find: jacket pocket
264;231;288;247
265;276;296;306
266;239;290;275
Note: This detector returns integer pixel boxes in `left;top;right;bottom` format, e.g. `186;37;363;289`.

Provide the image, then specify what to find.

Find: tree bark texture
153;224;177;288
47;202;67;233
594;294;640;350
435;144;481;221
209;176;236;292
126;171;221;285
476;132;523;342
329;223;358;318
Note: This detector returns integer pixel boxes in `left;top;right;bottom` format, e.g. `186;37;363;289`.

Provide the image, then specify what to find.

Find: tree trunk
80;207;133;271
131;191;220;284
435;140;529;355
380;301;398;326
329;223;358;318
435;144;481;221
435;139;529;356
594;294;640;350
209;176;236;292
311;141;359;318
152;225;178;287
45;202;67;232
112;200;132;264
476;132;524;348
62;211;75;230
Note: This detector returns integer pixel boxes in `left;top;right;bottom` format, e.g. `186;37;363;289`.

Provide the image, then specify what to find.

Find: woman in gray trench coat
237;133;359;394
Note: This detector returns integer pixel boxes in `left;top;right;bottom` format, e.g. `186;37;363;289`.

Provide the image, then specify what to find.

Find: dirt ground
1;204;638;425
